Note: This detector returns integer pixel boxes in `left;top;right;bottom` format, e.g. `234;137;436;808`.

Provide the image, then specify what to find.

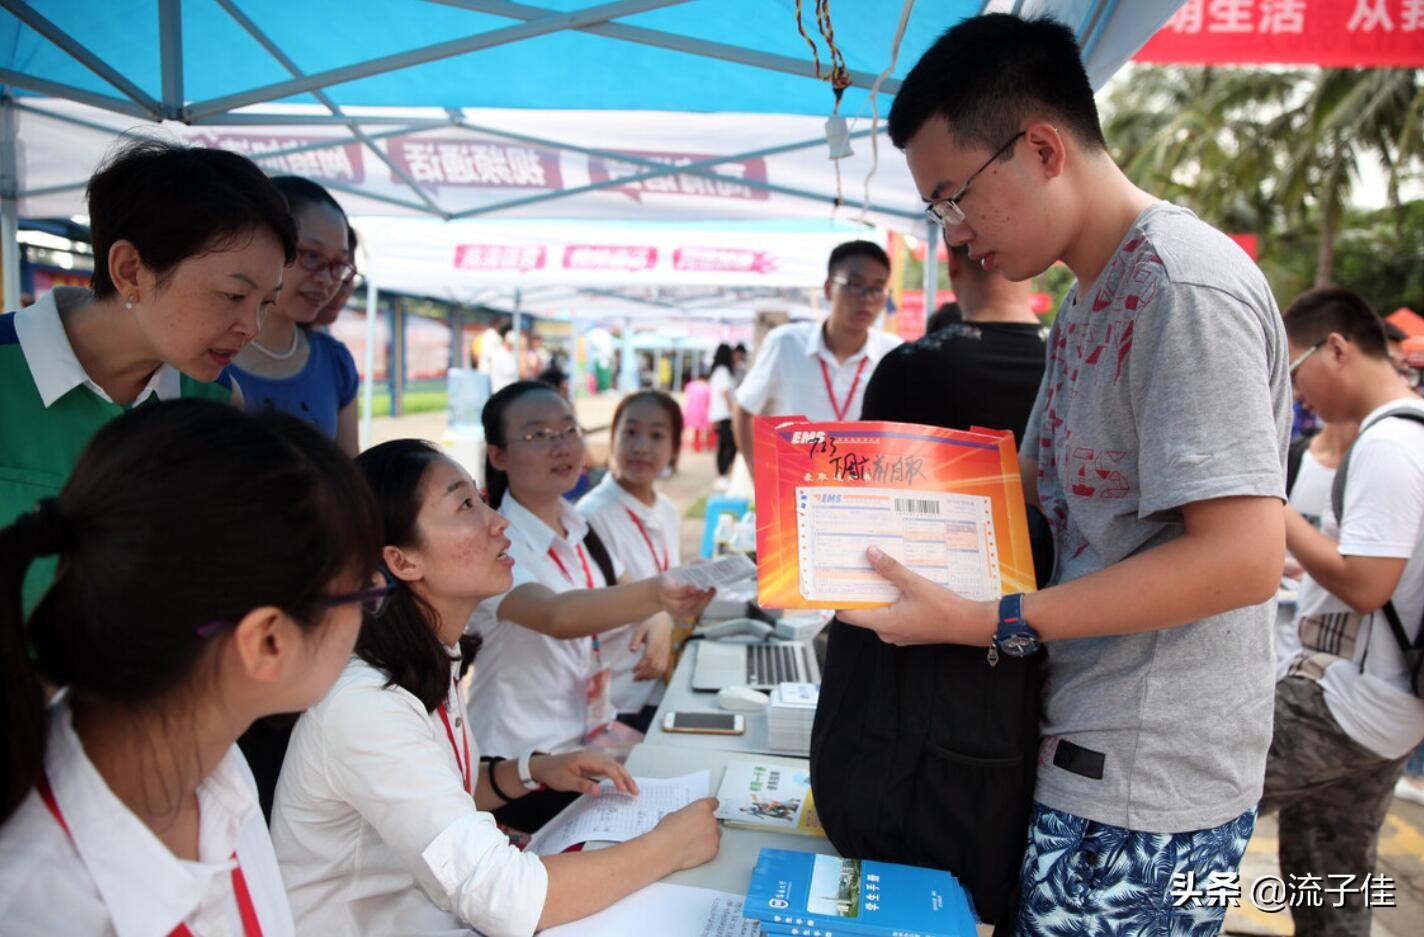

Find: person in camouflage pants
1259;676;1409;937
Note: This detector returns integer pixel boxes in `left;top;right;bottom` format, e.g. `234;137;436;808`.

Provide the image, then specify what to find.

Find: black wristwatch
989;593;1040;665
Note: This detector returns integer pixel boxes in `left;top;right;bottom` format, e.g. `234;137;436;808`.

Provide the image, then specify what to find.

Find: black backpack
809;504;1051;929
1329;410;1424;697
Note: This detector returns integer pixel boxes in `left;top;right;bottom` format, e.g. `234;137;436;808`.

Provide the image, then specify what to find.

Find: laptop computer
692;639;821;692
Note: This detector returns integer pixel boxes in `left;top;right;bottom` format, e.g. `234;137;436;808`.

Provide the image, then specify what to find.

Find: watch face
1000;633;1038;656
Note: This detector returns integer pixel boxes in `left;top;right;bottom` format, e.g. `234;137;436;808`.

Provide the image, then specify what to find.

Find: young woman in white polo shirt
577;390;686;730
0;399;384;936
467;383;713;791
272;439;719;937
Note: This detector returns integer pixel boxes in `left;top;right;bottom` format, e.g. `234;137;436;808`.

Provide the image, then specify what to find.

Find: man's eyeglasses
296;246;357;283
830;277;888;302
516;425;584;446
925;130;1027;230
196;570;394;637
1289;341;1325;381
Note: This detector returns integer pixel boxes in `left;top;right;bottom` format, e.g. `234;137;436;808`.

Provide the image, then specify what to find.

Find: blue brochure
743;849;978;937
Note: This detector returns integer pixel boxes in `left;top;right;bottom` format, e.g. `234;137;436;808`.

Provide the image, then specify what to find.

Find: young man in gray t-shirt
841;15;1291;932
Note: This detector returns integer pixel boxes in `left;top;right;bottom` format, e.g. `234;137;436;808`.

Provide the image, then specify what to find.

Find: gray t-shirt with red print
1022;201;1291;833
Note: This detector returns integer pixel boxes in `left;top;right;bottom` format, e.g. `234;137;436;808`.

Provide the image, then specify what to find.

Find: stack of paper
767;682;819;755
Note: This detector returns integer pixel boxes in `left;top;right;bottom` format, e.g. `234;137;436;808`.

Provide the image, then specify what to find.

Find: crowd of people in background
1;12;1421;937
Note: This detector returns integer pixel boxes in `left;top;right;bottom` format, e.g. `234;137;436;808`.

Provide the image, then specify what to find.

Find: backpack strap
1330;410;1424;524
1286;432;1313;496
1328;410;1424;671
581;525;618;587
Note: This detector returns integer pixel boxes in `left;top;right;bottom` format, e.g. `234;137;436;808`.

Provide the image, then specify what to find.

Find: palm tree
1102;66;1423;287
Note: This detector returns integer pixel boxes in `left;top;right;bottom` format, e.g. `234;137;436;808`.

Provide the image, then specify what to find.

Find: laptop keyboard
747;643;805;687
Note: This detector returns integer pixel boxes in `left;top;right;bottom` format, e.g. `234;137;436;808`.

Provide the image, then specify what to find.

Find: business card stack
767;682;819;755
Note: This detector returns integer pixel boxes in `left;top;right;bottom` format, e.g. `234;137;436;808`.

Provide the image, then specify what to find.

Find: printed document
528;771;710;856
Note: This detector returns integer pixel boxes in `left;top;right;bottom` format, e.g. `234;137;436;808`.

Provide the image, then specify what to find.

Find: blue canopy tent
0;0;1182;436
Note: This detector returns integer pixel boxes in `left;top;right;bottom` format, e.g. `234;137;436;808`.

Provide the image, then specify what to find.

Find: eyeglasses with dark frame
296;245;357;283
195;569;394;638
830;276;888;302
924;130;1027;230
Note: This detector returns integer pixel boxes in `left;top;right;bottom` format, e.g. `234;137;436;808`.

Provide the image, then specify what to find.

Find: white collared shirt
577;474;681;713
0;697;294;937
465;495;623;757
13;287;180;408
272;656;548;937
734;319;901;422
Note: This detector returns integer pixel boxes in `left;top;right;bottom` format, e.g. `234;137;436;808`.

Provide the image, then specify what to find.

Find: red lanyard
547;544;595;589
435;680;472;795
624;508;668;573
819;357;869;421
36;770;264;937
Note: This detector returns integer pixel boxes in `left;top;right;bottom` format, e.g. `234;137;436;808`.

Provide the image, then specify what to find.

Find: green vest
1;297;233;613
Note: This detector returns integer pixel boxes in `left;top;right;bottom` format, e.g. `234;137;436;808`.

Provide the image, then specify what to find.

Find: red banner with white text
1135;0;1424;67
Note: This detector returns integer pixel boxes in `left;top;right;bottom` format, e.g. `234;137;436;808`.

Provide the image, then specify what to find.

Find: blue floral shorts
1014;802;1257;936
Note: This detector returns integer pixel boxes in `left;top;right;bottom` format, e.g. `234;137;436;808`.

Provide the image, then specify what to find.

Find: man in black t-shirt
812;238;1051;927
863;241;1046;444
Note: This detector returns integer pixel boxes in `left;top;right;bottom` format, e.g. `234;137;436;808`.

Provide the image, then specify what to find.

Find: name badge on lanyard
547;543;614;740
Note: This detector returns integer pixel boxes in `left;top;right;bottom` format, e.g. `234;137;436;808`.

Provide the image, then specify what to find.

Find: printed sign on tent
388;136;562;190
453;244;548;272
673;247;779;274
588;150;770;202
563;245;659;271
1135;0;1424;68
199;133;365;183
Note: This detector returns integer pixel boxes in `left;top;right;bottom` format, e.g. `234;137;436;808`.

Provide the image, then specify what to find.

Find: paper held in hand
752;417;1038;610
665;552;756;590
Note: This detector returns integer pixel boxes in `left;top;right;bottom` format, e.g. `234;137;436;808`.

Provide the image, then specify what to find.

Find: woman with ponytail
271;440;719;937
0;399;382;935
466;381;713;823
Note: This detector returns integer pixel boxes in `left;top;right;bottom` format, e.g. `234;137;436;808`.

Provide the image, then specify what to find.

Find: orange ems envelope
752;417;1036;610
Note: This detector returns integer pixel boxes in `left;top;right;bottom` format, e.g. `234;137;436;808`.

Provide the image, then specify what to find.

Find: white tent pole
922;217;937;319
511;288;523;377
362;278;379;451
619;317;637;392
1;94;20;312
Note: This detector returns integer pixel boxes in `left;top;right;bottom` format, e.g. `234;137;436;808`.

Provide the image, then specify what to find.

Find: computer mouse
717;685;770;712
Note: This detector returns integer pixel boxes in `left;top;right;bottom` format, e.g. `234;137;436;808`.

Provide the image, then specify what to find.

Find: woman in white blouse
271;439;720;937
466;383;713;784
577;391;686;729
0;400;384;937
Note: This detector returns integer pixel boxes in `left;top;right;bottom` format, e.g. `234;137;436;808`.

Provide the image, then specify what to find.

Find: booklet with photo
742;849;978;937
713;761;825;838
752;417;1037;610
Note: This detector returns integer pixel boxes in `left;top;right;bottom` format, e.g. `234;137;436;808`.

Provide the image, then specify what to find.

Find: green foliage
1101;65;1423;306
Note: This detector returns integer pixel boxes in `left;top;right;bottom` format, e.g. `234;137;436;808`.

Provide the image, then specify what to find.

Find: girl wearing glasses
231;176;361;456
576;391;686;729
466;381;714;827
0;399;383;936
0;140;296;615
271;439;719;937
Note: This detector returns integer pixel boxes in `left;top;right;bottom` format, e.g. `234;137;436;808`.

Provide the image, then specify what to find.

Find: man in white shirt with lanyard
732;240;902;474
1263;287;1424;937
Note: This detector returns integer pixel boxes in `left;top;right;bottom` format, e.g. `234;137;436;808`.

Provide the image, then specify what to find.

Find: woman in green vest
0;138;298;611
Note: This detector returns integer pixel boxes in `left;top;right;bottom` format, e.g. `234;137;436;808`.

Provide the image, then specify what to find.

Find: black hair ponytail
354;440;482;711
0;399;381;824
481;379;567;509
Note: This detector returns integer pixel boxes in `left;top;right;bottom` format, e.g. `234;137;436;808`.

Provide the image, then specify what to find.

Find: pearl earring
124;298;135;310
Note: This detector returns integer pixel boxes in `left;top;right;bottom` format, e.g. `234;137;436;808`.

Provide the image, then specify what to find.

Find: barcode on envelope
893;498;940;514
